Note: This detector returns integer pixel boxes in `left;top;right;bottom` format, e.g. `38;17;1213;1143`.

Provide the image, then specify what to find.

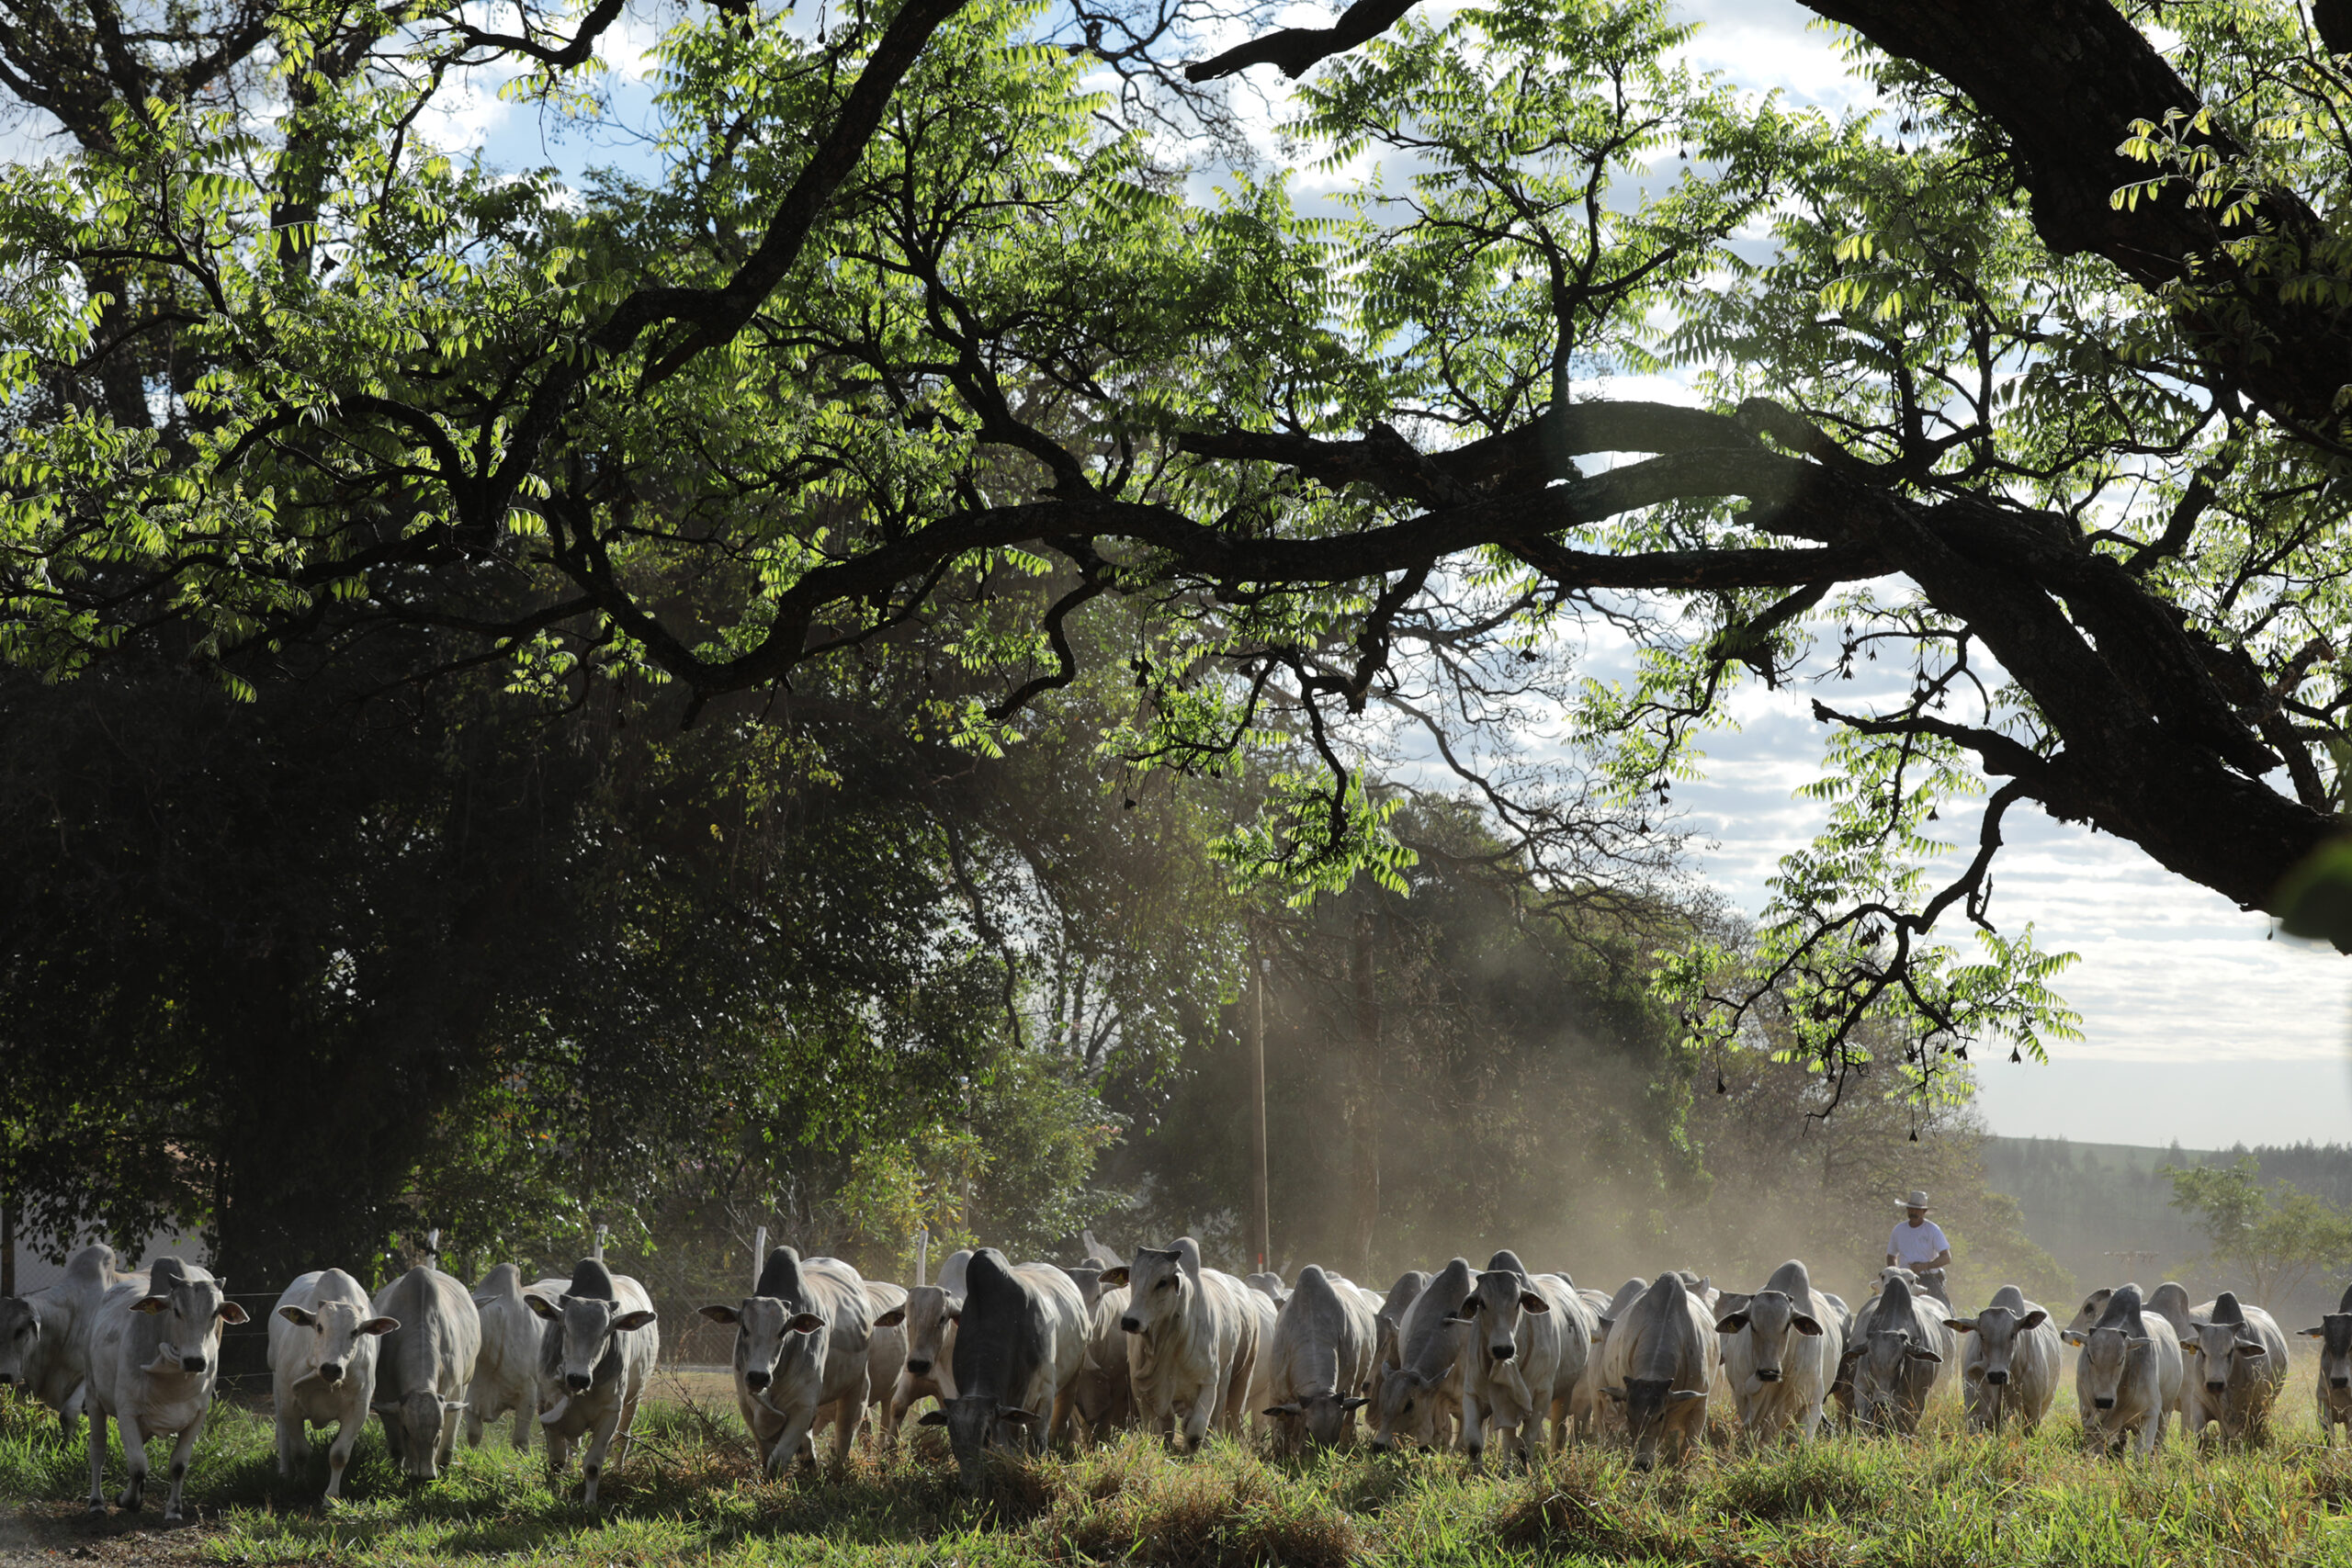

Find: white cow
1577;1277;1648;1442
1369;1258;1476;1452
1533;1275;1600;1450
698;1247;871;1475
526;1259;660;1507
1842;1272;1952;1435
861;1280;908;1443
2068;1284;2183;1457
1597;1272;1717;1471
2301;1283;2352;1444
881;1247;972;1448
1260;1265;1375;1452
371;1265;481;1481
1453;1257;1566;1472
1713;1259;1842;1443
467;1263;541;1451
2179;1291;2288;1442
0;1243;122;1441
269;1269;398;1502
1946;1286;2060;1433
83;1258;249;1523
1366;1269;1430;1416
1100;1236;1261;1451
1070;1280;1133;1442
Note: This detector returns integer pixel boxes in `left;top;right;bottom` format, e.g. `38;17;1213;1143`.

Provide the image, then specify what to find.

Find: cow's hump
569;1258;619;1302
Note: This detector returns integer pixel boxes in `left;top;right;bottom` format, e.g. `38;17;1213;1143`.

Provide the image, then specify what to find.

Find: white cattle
2069;1284;2183;1457
1070;1280;1133;1442
2301;1283;2352;1444
527;1259;660;1507
1841;1271;1951;1435
1453;1258;1566;1471
82;1258;249;1523
467;1263;541;1451
881;1248;972;1447
269;1269;397;1502
1713;1259;1842;1443
1597;1272;1716;1471
1535;1276;1601;1450
1577;1277;1648;1441
1366;1269;1430;1416
2179;1291;2288;1442
1238;1285;1282;1438
1080;1230;1122;1270
1369;1258;1476;1452
1260;1265;1375;1451
1100;1235;1261;1451
372;1265;481;1482
915;1250;1088;1491
861;1280;909;1443
0;1243;121;1442
698;1247;871;1474
1946;1286;2060;1434
1246;1271;1289;1307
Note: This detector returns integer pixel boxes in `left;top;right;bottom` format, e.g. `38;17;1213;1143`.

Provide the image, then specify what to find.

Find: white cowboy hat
1894;1190;1932;1211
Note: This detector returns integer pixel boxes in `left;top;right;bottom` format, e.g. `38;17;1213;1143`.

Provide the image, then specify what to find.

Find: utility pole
1248;938;1272;1274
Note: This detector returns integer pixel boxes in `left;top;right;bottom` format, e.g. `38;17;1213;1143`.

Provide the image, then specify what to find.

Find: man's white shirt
1889;1219;1949;1266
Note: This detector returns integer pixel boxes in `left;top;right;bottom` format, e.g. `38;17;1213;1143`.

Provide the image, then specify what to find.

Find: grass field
5;1364;2351;1568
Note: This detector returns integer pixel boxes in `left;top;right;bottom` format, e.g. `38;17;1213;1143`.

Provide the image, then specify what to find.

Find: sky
10;0;2348;1151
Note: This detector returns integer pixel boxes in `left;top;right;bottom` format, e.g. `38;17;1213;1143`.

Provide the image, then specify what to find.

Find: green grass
6;1382;2352;1566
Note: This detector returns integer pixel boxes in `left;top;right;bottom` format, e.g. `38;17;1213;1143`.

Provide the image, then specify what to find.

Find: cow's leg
611;1391;641;1472
115;1410;149;1513
162;1413;204;1524
1178;1389;1213;1454
830;1395;861;1466
85;1403;109;1513
1457;1391;1486;1470
578;1406;622;1509
514;1399;533;1452
276;1404;304;1479
886;1373;922;1453
325;1413;360;1502
466;1400;486;1449
545;1427;572;1488
1050;1386;1077;1453
61;1382;86;1447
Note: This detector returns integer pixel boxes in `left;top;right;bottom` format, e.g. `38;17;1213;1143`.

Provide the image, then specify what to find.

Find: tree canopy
6;0;2349;1111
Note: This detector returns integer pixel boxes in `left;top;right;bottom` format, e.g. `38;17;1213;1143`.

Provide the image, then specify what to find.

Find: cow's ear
2302;1326;2329;1338
1595;1315;1614;1333
1790;1314;1822;1337
1944;1319;1975;1335
1905;1346;1942;1363
697;1303;741;1325
359;1316;400;1337
998;1406;1043;1427
525;1293;563;1322
2060;1330;2085;1347
2017;1310;2047;1331
443;1398;468;1412
1713;1313;1749;1335
613;1309;657;1332
1838;1345;1868;1364
942;1296;964;1320
1520;1292;1550;1314
786;1313;823;1334
1340;1396;1368;1411
2236;1339;2267;1357
278;1305;316;1327
1097;1268;1129;1288
1261;1404;1301;1419
918;1411;948;1426
873;1308;906;1328
218;1302;250;1325
1666;1389;1707;1404
1600;1387;1625;1403
132;1296;170;1315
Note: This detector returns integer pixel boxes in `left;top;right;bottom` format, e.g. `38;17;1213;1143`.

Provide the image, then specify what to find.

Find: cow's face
920;1393;1040;1493
2303;1315;2352;1408
528;1291;656;1397
276;1298;397;1389
1716;1290;1821;1383
0;1298;37;1387
697;1295;823;1395
375;1387;469;1478
2063;1290;2113;1342
1264;1389;1367;1450
1947;1306;2044;1387
2075;1325;2148;1415
1367;1366;1443;1451
131;1276;247;1377
1457;1270;1547;1368
1065;1268;1103;1313
1102;1247;1187;1338
2185;1320;2267;1398
1849;1327;1938;1427
1611;1376;1704;1471
876;1285;960;1381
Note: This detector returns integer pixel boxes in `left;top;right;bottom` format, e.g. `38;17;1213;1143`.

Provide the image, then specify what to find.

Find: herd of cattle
4;1235;2351;1518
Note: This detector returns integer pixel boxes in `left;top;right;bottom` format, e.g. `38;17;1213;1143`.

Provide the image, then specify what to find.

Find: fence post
916;1226;929;1287
593;1223;607;1262
426;1227;440;1261
752;1225;768;1288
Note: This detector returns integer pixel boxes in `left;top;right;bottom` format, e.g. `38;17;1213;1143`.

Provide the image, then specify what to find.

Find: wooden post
916;1227;930;1288
593;1223;607;1262
1248;942;1272;1273
752;1225;768;1286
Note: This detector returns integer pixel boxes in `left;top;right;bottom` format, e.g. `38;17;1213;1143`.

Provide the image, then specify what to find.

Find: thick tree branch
1184;0;1419;81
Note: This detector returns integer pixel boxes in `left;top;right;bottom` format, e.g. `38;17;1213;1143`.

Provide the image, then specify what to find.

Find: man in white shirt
1886;1190;1952;1272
